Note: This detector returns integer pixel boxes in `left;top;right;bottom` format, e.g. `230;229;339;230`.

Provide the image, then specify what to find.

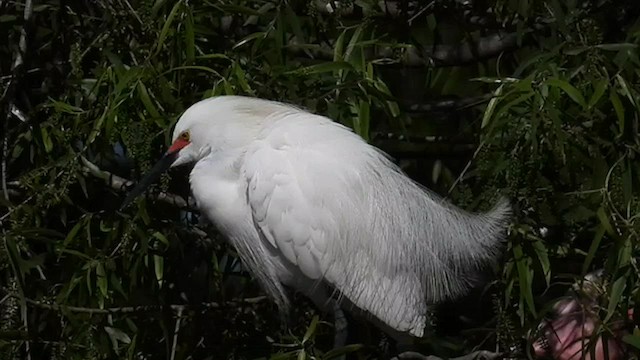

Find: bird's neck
191;148;245;182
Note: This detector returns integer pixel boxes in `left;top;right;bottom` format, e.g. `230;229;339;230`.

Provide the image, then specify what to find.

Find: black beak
120;151;179;210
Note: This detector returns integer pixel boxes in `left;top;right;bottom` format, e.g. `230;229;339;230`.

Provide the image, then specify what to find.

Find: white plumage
133;95;511;338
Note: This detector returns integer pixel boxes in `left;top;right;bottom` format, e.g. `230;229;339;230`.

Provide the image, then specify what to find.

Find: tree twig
1;289;267;315
287;31;521;67
404;94;495;113
169;307;183;360
79;156;197;211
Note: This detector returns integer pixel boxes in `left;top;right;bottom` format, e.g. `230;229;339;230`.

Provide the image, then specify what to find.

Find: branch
404;94;495;112
287;31;521;67
79;156;197;211
315;0;426;18
170;307;183;360
380;32;521;67
2;289;267;315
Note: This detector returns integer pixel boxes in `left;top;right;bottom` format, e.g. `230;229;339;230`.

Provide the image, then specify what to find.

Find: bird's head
120;95;293;209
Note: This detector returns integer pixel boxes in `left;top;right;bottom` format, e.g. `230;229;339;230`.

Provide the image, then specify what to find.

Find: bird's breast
189;156;248;232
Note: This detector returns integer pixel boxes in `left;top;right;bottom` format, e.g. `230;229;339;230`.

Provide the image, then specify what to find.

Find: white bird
123;95;511;340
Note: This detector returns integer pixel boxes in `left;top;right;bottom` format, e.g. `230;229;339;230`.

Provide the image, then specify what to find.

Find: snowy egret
123;95;511;339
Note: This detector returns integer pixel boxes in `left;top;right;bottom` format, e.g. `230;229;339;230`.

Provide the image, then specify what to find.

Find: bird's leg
391;350;505;360
333;302;349;349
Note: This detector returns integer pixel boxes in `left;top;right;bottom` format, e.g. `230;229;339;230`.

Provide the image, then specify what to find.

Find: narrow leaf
546;79;586;108
604;274;627;323
156;0;182;52
302;315;319;343
622;334;640;350
481;84;504;128
597;207;615;237
154;255;164;288
137;82;161;119
532;239;551;286
513;243;536;316
588;78;608;109
184;7;195;61
64;218;86;247
582;225;605;275
96;262;108;298
609;89;625;133
356;100;370;141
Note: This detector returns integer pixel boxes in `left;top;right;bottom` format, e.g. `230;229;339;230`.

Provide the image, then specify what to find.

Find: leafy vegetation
1;0;639;359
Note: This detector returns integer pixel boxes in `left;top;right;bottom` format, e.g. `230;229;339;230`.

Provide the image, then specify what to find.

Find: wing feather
242;116;508;338
242;119;428;335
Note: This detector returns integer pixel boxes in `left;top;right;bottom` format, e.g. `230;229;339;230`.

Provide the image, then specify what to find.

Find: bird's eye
180;132;190;142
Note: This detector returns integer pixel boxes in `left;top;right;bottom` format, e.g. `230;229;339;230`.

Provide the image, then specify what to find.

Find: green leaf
609;89;625;133
617;236;632;268
63;218;86;247
373;79;400;117
151;0;168;16
532;239;550;286
622;334;640;350
284;6;305;48
333;29;347;62
40;127;53;153
481;84;504;128
615;74;638;109
87;108;107;145
152;232;169;246
546;78;586;108
105;326;132;352
302;315;319;343
355;100;370;141
233;63;253;94
110;273;127;298
158;65;222;78
344;26;364;64
86;267;93;296
588;78;608;109
4;235;26;287
50;100;86;114
597;207;616;237
582;225;605;275
96;262;108;298
184;6;195;61
195;53;231;60
492;92;535;128
136;82;161;119
431;160;442;184
154;255;164;288
58;249;92;260
513;243;536;317
594;43;638;51
604;274;627;323
156;0;182;52
0;15;17;22
233;32;265;49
